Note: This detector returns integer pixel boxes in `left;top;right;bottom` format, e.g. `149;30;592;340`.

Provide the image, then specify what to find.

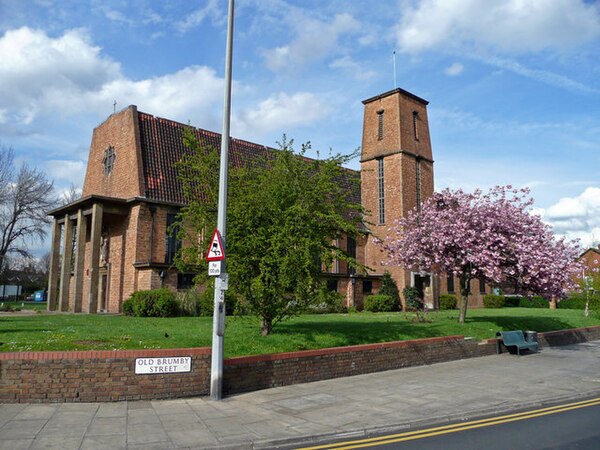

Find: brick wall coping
0;346;211;361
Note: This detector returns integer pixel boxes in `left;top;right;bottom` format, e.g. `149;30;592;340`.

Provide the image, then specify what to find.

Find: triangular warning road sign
206;228;225;261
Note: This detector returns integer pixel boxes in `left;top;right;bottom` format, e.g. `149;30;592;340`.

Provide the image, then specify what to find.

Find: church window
447;274;455;293
377;110;384;140
416;157;422;211
412;111;419;141
177;273;196;290
347;236;356;275
165;213;181;264
102;146;116;175
377;157;385;224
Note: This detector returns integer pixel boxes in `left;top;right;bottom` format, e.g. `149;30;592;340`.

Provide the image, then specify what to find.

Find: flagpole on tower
393;50;397;89
210;0;235;401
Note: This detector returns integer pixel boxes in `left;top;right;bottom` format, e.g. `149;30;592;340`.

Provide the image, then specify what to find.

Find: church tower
360;88;435;308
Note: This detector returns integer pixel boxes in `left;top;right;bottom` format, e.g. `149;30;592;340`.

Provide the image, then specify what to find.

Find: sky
1;0;599;256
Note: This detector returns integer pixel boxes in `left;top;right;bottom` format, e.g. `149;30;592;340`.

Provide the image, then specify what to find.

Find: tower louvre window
377;157;385;224
412;111;419;141
377;110;384;140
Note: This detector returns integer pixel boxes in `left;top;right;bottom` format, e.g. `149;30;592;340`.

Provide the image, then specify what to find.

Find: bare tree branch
0;153;56;274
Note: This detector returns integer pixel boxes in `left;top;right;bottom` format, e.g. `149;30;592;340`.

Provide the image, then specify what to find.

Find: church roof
136;112;361;206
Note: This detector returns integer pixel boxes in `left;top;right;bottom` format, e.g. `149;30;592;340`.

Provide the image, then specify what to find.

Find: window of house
177;273;196;290
165;213;181;264
377;157;385;224
479;278;486;294
327;279;338;293
347;236;356;275
363;280;372;294
377;110;384;140
447;274;455;293
102;146;116;175
412;111;419;141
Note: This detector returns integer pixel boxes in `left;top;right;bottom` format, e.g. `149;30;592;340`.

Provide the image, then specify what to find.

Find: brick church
47;87;488;314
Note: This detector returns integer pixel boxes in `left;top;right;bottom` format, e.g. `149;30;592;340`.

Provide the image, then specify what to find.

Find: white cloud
396;0;600;54
0;27;120;125
481;55;599;94
329;56;377;80
444;62;463;76
262;13;360;72
0;27;226;133
236;92;330;137
176;0;223;33
540;187;600;247
45;160;87;185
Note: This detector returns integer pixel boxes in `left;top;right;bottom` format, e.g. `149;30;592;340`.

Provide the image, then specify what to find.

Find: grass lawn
0;301;47;311
1;308;599;357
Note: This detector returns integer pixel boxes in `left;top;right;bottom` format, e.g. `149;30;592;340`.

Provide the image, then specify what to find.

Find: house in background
47;87;490;314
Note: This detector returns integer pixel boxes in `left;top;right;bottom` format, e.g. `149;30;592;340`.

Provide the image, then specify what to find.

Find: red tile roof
136;112;361;205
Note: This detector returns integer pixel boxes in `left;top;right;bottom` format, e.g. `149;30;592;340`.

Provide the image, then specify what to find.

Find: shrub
176;289;200;316
379;272;401;310
521;296;548;308
122;298;134;315
364;294;397;312
504;295;521;307
558;293;600;310
439;294;457;310
123;288;179;317
403;286;422;310
483;294;505;308
308;289;346;314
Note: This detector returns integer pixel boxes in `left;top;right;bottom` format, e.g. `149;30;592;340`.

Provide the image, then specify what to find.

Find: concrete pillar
47;220;62;311
88;203;103;313
72;209;87;313
59;216;74;311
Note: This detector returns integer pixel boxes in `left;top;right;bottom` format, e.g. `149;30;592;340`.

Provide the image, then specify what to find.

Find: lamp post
210;0;235;401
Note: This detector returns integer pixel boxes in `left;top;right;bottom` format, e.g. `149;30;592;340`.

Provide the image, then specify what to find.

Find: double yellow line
298;397;600;450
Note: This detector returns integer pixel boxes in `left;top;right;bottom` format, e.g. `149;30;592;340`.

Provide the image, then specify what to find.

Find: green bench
496;330;539;355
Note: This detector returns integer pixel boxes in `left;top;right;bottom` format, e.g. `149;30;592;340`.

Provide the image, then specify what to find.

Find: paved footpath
2;341;600;450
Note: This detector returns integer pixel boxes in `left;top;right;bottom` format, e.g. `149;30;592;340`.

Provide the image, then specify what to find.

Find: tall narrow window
415;157;422;212
447;274;455;293
377;157;385;224
102;146;116;175
377;110;384;140
479;278;486;294
165;213;181;264
412;111;419;141
347;236;356;275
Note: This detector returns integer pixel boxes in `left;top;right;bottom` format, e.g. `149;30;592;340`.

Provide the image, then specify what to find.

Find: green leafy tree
175;132;364;335
379;271;401;310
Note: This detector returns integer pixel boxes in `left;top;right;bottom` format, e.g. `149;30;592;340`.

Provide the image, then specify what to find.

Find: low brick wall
2;326;599;403
0;348;211;403
224;335;496;395
537;326;600;347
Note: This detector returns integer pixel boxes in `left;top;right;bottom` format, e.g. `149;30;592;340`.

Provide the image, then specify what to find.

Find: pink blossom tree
380;186;582;323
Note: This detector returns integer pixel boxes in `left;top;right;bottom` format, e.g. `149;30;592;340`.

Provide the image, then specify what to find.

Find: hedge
364;294;398;312
122;288;179;317
558;293;600;310
439;294;457;310
483;294;505;308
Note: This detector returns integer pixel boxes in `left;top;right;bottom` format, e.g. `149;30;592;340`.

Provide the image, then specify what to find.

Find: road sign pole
210;0;234;401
